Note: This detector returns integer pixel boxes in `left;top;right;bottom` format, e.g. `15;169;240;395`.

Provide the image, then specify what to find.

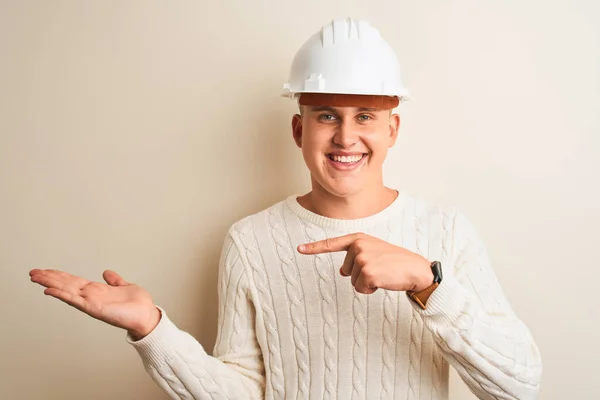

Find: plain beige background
1;1;598;399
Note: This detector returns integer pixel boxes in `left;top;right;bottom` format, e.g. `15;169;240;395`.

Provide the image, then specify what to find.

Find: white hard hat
282;18;410;102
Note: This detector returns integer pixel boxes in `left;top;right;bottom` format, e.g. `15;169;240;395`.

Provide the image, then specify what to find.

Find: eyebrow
309;106;382;113
309;106;338;113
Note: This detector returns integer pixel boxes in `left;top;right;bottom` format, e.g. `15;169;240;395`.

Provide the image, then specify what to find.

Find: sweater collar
284;190;410;231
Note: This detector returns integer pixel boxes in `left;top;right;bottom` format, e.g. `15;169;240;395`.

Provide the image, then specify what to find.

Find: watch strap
407;282;439;309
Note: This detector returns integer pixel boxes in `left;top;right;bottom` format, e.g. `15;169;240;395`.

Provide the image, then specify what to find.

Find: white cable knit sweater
128;192;542;399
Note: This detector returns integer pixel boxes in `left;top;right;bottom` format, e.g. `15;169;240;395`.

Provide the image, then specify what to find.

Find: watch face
431;261;443;284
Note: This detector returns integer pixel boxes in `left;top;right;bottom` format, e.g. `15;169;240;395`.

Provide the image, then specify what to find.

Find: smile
326;153;368;170
328;154;365;163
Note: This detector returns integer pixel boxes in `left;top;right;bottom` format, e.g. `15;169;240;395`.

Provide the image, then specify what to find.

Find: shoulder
225;196;292;244
220;197;293;276
404;192;480;242
403;192;459;226
404;193;487;269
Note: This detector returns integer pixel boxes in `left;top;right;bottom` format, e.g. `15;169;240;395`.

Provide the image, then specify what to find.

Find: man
29;18;542;399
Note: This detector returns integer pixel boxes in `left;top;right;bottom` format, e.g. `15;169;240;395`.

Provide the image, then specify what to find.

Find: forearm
128;308;263;400
413;275;542;399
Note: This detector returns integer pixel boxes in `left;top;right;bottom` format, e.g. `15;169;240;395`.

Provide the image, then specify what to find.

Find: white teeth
331;154;364;163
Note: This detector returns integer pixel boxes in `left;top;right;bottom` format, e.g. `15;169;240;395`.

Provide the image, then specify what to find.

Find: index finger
30;269;89;288
298;233;362;255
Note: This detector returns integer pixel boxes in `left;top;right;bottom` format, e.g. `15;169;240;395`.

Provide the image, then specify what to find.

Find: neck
298;182;398;220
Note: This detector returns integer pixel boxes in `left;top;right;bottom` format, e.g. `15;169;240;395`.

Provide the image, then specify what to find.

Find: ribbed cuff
408;273;467;328
126;306;187;368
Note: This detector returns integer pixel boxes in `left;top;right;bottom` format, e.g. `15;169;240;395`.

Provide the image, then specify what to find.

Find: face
292;104;400;198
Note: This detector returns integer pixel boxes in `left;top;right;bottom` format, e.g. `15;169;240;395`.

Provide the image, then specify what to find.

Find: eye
357;114;373;122
318;113;338;122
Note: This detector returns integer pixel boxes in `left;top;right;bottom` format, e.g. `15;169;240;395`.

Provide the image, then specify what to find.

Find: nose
333;119;359;148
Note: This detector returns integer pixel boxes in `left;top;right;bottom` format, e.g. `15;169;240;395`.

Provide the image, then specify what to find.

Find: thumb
103;270;128;286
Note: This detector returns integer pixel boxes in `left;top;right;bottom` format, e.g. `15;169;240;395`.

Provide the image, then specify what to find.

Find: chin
310;169;368;198
321;182;364;199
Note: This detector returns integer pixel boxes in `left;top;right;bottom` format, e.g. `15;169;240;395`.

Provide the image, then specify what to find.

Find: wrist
129;306;161;341
408;261;443;310
412;259;435;292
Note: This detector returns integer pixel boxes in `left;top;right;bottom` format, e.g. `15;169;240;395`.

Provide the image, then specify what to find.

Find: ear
292;113;303;148
388;113;400;147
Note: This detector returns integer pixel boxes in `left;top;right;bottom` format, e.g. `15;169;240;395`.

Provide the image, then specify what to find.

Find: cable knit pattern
231;272;245;353
234;218;286;398
381;288;397;397
214;239;234;357
351;290;368;400
407;197;428;400
127;192;542;400
429;205;449;400
267;204;311;398
302;221;338;399
380;215;403;399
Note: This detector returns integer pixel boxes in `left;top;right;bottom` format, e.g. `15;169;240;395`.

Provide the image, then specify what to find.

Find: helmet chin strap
298;93;399;110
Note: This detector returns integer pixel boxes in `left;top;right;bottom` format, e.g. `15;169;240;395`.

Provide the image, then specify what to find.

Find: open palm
29;269;159;338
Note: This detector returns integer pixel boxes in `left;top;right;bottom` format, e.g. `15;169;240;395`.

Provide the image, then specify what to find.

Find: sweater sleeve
127;233;265;399
410;210;542;400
